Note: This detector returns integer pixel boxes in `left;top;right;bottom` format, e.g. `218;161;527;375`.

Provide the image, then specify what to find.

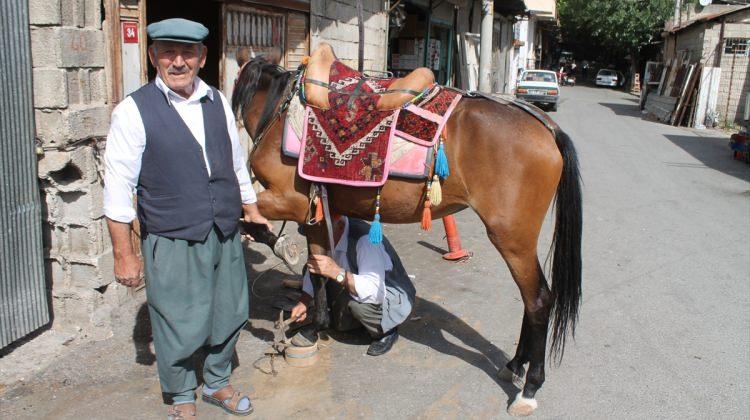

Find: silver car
596;69;625;87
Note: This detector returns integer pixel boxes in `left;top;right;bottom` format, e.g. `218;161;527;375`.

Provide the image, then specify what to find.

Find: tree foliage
558;0;675;63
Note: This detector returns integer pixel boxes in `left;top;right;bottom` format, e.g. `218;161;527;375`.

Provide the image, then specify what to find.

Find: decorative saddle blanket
294;60;461;187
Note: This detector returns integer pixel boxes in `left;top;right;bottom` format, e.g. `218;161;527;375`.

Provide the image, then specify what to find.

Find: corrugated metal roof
668;5;750;34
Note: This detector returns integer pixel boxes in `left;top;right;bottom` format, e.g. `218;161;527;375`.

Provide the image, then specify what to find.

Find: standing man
104;18;268;419
290;216;416;356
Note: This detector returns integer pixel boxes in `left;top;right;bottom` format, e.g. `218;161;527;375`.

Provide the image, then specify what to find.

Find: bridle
244;66;302;155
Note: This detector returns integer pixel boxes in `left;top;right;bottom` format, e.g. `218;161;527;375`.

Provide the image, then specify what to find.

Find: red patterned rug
299;61;399;187
298;61;461;187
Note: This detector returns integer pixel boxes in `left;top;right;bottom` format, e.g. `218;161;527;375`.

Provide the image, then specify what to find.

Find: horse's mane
231;57;292;139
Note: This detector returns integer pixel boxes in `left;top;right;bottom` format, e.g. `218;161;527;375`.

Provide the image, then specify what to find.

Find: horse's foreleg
303;222;331;330
255;187;330;328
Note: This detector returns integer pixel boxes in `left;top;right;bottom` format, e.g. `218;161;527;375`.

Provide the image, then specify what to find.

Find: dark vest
131;82;242;241
346;219;416;332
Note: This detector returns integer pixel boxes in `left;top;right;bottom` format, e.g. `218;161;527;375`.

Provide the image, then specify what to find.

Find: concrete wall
310;0;388;72
674;24;706;62
714;11;750;123
30;0;124;339
666;9;750;124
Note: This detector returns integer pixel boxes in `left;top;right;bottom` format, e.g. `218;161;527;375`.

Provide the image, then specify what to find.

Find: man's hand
242;203;273;231
114;252;144;288
291;301;307;323
107;218;143;288
307;255;343;280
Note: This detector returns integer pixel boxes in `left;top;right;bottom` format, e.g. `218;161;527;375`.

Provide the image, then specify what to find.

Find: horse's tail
549;128;583;363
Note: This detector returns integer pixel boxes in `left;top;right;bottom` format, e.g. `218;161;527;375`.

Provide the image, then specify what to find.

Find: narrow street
2;85;748;419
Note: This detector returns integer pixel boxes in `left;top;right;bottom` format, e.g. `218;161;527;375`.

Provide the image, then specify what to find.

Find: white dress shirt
103;76;257;223
302;217;393;304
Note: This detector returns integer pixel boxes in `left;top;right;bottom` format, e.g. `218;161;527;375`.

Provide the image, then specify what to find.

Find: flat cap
147;18;208;43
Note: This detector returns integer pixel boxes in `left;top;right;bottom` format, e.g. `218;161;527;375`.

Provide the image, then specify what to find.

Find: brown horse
233;58;582;416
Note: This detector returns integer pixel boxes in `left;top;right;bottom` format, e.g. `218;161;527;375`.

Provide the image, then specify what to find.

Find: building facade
3;0;389;350
5;0;554;349
663;4;750;125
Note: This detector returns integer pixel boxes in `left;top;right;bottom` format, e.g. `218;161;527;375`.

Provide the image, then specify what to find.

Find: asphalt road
2;86;748;419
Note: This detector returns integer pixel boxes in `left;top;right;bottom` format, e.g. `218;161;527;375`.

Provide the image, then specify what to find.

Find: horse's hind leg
469;169;559;415
485;228;552;416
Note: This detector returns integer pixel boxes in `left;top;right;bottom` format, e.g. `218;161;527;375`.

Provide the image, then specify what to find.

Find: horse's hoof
507;392;538;417
273;234;300;266
497;366;526;389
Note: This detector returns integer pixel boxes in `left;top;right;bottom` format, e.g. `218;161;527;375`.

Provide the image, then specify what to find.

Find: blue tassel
369;213;383;245
435;141;450;178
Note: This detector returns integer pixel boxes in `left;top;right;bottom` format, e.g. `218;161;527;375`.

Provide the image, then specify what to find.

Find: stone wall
30;0;124;339
310;0;388;72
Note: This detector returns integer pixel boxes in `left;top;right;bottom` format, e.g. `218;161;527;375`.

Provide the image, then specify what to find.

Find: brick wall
30;0;124;339
310;0;388;72
716;12;750;123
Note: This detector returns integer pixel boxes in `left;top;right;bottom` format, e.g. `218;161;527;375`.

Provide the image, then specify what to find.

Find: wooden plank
673;64;701;126
645;94;678;123
671;64;696;125
103;0;123;105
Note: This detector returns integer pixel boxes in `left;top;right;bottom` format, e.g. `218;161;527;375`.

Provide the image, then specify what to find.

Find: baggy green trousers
142;227;249;403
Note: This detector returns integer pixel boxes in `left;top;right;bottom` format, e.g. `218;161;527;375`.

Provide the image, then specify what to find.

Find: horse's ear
267;46;283;66
236;47;251;67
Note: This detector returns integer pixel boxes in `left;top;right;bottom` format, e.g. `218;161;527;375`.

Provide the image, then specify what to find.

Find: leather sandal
202;386;253;416
167;403;196;420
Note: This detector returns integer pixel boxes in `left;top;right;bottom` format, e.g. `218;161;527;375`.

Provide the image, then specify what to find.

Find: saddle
303;43;435;111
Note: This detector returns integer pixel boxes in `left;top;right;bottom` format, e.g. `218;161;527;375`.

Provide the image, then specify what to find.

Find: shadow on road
417;240;448;255
599;101;642;117
401;297;517;399
663;134;750;182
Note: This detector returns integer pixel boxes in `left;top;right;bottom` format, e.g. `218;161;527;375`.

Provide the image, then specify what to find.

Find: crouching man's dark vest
346;219;417;332
131;82;241;241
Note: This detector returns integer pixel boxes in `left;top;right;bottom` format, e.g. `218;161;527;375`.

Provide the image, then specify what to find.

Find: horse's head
231;56;292;141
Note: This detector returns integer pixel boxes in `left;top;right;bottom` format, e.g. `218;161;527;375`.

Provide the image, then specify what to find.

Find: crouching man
290;216;416;356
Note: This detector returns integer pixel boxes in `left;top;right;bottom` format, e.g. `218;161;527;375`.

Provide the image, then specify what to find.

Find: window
523;72;556;82
724;38;749;56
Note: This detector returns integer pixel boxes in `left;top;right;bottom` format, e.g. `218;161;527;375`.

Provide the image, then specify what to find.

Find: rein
248;68;301;151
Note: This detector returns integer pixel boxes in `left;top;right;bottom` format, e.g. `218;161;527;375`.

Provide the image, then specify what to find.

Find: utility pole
478;0;494;92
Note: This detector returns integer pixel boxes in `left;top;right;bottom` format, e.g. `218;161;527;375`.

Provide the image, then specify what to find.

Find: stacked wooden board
643;53;706;127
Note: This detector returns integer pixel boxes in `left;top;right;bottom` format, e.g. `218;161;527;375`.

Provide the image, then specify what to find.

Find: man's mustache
167;66;188;75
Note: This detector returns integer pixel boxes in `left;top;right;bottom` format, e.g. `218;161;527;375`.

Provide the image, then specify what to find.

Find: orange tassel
314;196;324;223
421;200;432;231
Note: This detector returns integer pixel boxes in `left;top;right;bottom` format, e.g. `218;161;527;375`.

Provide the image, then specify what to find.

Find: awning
494;0;526;17
524;0;556;21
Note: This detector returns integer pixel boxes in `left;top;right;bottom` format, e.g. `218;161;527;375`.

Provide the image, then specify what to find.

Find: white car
596;69;625;87
515;70;560;112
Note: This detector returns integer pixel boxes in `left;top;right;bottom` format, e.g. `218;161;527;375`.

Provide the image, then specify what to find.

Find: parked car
595;69;625;87
515;70;560;111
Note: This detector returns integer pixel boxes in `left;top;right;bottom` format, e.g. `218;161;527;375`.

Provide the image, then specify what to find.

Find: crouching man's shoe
367;328;398;356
